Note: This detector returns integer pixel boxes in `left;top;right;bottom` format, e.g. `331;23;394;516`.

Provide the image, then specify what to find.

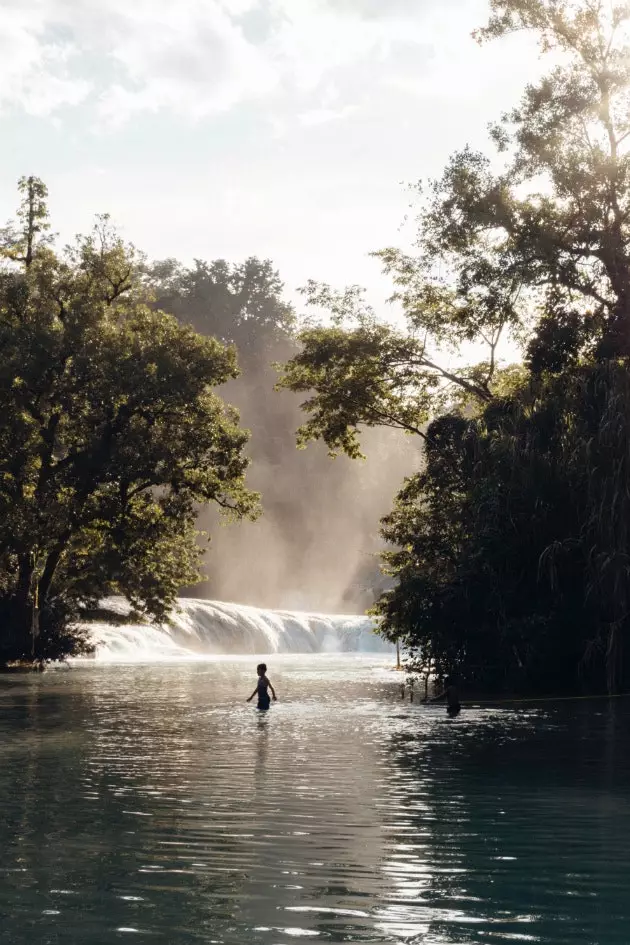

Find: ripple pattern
1;657;629;944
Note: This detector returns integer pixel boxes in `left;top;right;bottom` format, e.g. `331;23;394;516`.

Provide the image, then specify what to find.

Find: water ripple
0;656;629;944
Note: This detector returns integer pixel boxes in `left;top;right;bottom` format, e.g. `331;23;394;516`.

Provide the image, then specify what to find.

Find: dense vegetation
5;0;628;687
278;0;630;693
0;179;258;665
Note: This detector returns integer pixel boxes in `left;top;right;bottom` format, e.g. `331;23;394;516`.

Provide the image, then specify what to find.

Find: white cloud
0;0;433;125
94;0;277;125
267;0;428;92
0;5;90;114
383;1;540;110
298;105;357;127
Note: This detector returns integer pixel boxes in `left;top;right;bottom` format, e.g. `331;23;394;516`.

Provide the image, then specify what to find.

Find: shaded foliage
146;257;296;364
377;363;630;694
278;0;630;692
0;178;258;664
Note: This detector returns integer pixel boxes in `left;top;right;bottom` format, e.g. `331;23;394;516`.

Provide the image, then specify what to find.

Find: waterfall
85;598;393;662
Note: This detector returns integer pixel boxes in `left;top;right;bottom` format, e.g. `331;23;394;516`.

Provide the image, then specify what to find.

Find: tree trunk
0;555;36;664
597;297;630;360
24;177;36;269
16;554;34;608
38;534;70;605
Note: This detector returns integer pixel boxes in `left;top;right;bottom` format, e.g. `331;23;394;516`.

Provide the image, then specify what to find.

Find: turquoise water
1;656;629;944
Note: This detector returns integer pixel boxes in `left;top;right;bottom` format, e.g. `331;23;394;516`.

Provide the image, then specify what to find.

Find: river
1;655;629;944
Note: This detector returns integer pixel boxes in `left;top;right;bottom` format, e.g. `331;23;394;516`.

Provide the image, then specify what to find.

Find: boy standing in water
247;663;277;710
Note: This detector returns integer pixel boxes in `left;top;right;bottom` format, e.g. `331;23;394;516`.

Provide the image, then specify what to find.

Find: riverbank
0;660;46;673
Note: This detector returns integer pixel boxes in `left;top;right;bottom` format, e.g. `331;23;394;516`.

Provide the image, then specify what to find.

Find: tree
276;0;630;692
476;0;630;358
276;282;498;460
146;255;298;473
0;175;52;268
377;362;630;694
146;257;296;364
0;178;258;664
278;0;630;453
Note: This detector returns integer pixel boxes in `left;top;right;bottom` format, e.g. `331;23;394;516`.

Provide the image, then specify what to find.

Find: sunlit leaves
278;0;630;693
0;178;259;660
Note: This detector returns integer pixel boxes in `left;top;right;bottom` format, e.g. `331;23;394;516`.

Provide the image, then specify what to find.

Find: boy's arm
269;680;277;700
246;688;258;702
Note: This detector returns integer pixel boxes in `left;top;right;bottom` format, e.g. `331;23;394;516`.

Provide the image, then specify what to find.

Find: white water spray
86;598;392;662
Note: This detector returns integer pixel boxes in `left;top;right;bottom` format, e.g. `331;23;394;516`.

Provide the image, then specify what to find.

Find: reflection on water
1;657;630;944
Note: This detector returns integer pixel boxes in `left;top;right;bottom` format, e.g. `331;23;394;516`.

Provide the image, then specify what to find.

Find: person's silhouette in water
247;663;277;711
425;675;461;715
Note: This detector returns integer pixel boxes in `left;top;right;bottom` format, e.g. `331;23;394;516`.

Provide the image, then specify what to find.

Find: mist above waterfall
147;258;419;615
194;371;419;613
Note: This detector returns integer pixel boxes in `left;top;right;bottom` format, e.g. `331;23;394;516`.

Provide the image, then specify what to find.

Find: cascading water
85;597;393;662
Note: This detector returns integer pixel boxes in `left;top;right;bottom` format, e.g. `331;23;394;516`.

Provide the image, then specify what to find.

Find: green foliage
0;175;52;267
0;178;258;663
146;257;296;362
279;0;630;458
276;283;494;458
377;363;630;694
278;321;441;458
278;0;630;692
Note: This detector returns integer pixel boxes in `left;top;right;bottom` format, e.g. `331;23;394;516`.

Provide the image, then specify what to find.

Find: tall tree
0;179;258;664
278;0;630;454
275;0;630;691
377;362;630;694
147;257;296;364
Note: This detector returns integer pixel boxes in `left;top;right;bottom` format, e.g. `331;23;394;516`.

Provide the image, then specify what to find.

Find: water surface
1;656;629;944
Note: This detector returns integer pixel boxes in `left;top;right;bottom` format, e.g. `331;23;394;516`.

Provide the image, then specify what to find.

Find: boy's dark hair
257;663;267;674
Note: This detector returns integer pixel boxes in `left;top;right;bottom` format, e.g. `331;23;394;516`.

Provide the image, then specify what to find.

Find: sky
0;0;538;311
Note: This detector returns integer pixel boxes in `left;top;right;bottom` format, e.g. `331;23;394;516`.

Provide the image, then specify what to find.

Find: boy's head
257;663;267;676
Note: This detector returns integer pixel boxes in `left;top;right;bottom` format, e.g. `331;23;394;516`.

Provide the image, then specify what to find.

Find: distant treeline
145;257;414;614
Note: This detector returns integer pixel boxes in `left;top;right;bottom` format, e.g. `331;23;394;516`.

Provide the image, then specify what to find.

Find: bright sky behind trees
0;0;537;307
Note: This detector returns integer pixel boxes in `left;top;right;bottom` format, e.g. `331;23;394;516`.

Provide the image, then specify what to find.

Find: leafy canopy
0;177;258;662
278;0;630;457
146;257;296;363
377;362;630;694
